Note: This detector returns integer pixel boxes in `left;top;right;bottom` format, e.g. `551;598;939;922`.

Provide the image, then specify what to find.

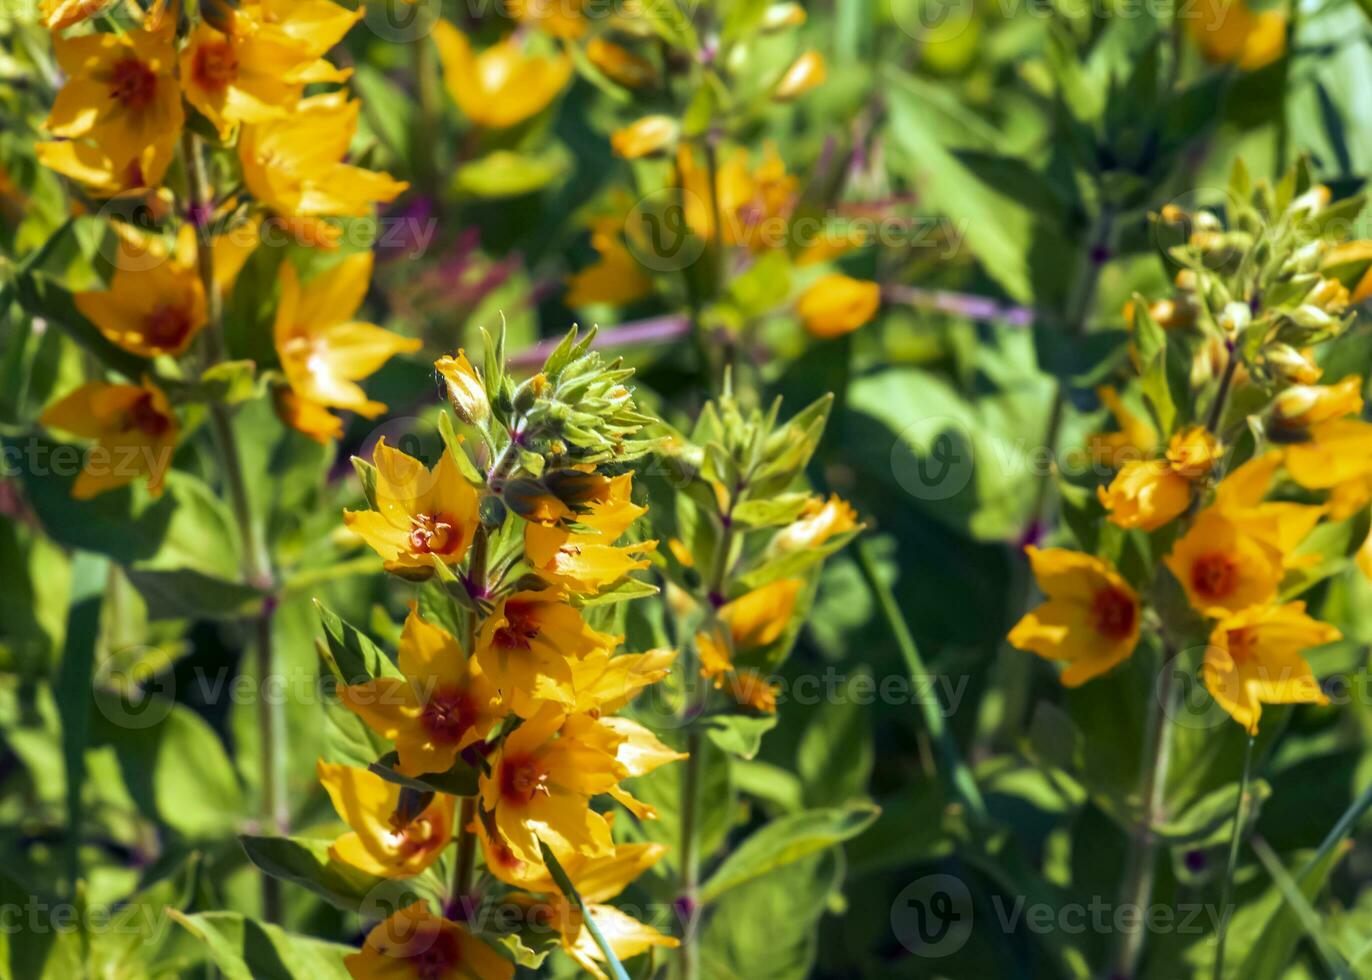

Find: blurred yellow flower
509;0;587;38
41;0;117;29
1098;427;1221;531
240;92;408;220
432;22;572;129
1203;602;1337;734
565;217;654;307
611;115;679;159
678;143;797;250
773;50;827;101
343;439;481;576
586;38;656;88
273;252;421;432
1284;417;1372;519
317;759;454;878
40;378;177;499
1271;376;1364;428
1086;385;1158;468
1008;547;1140;686
74;242;206;359
697;578;803;682
796;274;881;338
1165;508;1285;617
344;901;512;980
1186;0;1287;71
45;22;182;178
35;138;173;197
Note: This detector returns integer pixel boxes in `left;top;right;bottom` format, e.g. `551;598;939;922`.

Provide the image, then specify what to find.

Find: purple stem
882;284;1037;328
508;314;693;370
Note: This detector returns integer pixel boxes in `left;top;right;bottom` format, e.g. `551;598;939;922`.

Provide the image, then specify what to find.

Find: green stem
1299;779;1372;880
451;524;490;908
182;129;285;921
1106;648;1179;979
414;30;442;206
1213;734;1257;980
854;538;988;825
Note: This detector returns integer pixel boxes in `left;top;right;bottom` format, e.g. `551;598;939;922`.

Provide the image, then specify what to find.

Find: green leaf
1236;843;1349;980
454;147;570;199
698;801;880;903
538;840;631;980
55;552;106;891
731;494;814;530
796;673;875;808
1154;780;1272;846
315;599;401;684
639;0;699;50
704;713;777;760
239;835;433;913
368;751;480;797
167;911;353;980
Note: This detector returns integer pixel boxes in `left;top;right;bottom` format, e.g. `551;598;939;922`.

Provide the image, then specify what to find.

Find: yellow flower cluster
1012;176;1372;735
325;349;682;979
36;0;415;478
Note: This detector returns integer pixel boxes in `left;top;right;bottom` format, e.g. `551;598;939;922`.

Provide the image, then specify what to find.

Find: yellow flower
586;38;656;88
1008;547;1140;686
344;901;513;980
179;11;354;139
483;708;682;859
1285;418;1372;519
239;92;408;220
74;241;206;359
1086;385;1158;468
796;274;881;338
40;378;177;499
524;474;657;595
1213;452;1324;564
273;386;343;444
1203;602;1337;734
1186;0;1287;71
678;143;797;250
273;252;421;432
317;760;454;878
768;495;859;555
479;707;617;863
343;439;481;576
1098;426;1221;531
773;50;827;101
435;350;489;426
611;116;679;159
1272;376;1364;428
725;668;780;714
509;0;587;37
564;647;677;715
696;578;803;682
565;217;654;307
432;22;572;129
45;22;182;178
339;607;504;776
1164;508;1285;618
475;591;616;716
35;138;174;197
236;0;364;57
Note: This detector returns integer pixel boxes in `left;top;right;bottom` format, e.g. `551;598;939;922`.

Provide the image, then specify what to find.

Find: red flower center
1191;552;1239;601
192;39;239;91
492;600;540;650
1226;626;1257;664
143;303;193;350
1091;586;1136;640
408;513;462;555
499;754;547;805
402;924;463;980
420;687;475;744
122;393;170;438
108;57;158;111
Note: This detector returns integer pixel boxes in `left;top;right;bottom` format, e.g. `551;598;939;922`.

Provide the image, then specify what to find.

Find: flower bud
1272;376;1365;427
772;51;826;102
1288;184;1331;222
586;38;657;88
1288;304;1334;331
1218;301;1251;336
435;351;489;425
610;116;679;159
762;2;807;29
1262;344;1322;385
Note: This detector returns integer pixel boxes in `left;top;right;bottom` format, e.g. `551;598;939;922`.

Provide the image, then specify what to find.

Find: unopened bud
1263;344;1322;385
762;2;807;29
1218;301;1251;336
435;351;489;425
773;51;826;101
